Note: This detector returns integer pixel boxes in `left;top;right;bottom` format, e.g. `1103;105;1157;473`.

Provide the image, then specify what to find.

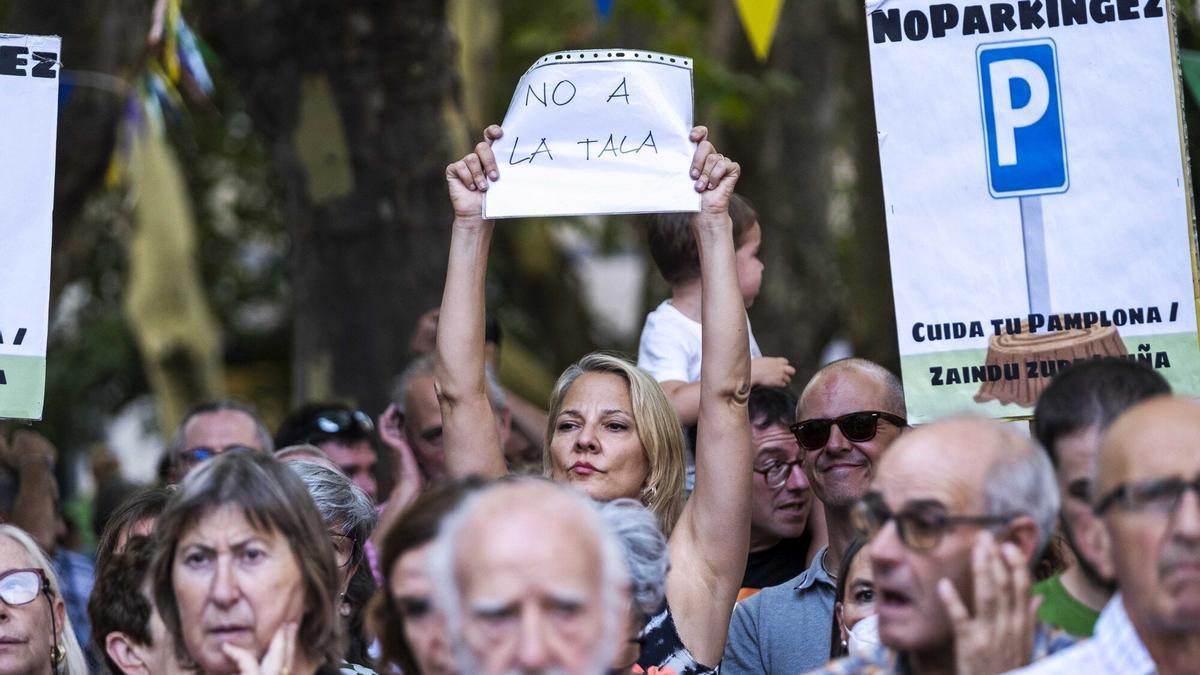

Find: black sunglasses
1094;475;1200;516
853;492;1017;551
790;411;907;450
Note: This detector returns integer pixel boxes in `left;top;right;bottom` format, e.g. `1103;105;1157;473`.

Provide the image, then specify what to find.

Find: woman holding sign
436;124;750;674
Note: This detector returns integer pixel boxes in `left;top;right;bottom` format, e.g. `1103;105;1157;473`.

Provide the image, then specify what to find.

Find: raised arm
666;130;754;666
434;126;508;479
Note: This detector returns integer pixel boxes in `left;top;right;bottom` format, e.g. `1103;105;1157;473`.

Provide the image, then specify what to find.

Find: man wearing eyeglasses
1031;359;1169;638
1012;396;1200;675
167;400;274;483
741;386;818;597
724;358;907;674
813;416;1073;674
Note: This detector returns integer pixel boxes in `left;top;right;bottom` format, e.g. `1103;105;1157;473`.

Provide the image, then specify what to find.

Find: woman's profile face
838;545;876;644
172;505;305;675
0;536;61;675
549;371;650;503
389;543;456;675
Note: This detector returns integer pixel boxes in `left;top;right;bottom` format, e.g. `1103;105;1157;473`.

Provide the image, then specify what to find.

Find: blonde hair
544;352;686;536
0;525;88;675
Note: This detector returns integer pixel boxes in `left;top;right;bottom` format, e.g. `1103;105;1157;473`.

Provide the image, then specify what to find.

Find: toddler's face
736;221;764;307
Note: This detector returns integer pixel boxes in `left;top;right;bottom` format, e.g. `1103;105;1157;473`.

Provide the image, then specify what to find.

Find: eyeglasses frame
1093;475;1200;516
854;493;1020;551
789;411;909;451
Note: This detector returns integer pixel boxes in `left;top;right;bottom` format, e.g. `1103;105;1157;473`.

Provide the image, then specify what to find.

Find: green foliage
40;192;146;453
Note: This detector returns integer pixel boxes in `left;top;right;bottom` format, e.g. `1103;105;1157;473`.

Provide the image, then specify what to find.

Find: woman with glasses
0;524;87;675
436;127;751;673
285;460;378;670
151;452;372;675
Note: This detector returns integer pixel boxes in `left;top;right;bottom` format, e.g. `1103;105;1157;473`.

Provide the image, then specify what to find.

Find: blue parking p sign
977;39;1068;198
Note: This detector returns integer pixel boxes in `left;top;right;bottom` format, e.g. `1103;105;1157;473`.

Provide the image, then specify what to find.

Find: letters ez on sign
977;39;1068;198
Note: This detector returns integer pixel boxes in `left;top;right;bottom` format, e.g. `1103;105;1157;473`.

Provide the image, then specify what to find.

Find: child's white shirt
636;299;763;383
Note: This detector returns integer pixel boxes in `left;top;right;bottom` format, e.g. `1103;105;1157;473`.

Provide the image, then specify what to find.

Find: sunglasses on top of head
307;409;374;440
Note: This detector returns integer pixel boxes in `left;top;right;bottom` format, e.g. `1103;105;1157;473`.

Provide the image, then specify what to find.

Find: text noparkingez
871;0;1164;44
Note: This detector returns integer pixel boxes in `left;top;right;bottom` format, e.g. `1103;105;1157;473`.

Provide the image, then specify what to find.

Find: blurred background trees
3;0;1200;507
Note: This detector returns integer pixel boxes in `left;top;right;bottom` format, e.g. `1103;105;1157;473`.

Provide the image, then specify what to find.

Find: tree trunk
1;0;151;302
194;1;461;414
725;0;846;379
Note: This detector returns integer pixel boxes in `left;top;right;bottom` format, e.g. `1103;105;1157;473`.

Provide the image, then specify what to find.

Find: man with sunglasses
275;403;379;502
725;359;907;674
1031;359;1169;637
814;416;1071;674
167;400;274;483
1014;396;1200;674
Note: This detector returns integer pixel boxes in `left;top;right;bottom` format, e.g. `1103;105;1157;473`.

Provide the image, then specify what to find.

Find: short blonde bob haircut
544;352;686;536
0;525;88;675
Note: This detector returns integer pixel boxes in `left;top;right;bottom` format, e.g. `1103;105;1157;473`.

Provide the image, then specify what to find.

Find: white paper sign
484;49;698;219
0;34;61;420
866;2;1200;422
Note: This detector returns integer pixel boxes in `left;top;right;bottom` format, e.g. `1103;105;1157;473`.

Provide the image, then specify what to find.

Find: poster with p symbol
978;39;1068;198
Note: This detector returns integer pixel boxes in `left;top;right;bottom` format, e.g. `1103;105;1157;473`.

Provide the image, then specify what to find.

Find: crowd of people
0;126;1198;675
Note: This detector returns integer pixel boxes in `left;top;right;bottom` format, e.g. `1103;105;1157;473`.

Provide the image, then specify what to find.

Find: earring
841;639;847;649
51;643;64;664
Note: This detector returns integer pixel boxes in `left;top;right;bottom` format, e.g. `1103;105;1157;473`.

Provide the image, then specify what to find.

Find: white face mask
847;613;881;658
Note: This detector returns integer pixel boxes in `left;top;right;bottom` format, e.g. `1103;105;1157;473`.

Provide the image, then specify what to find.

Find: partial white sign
0;34;61;420
866;2;1200;422
484;49;697;219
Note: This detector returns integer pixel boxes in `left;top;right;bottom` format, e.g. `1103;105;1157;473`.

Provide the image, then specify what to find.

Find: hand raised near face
938;532;1040;675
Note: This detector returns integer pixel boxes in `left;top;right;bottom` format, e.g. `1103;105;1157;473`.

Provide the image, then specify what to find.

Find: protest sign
0;34;61;420
483;49;697;219
865;1;1200;422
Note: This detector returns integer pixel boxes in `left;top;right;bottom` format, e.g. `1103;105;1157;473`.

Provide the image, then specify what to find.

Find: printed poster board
0;34;61;420
865;1;1200;422
484;49;698;219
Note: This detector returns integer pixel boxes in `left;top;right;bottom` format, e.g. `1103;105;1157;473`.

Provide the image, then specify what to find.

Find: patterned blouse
636;602;718;675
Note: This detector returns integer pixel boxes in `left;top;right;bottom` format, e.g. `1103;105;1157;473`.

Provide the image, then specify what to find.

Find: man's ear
106;631;149;675
379;403;407;447
1002;514;1042;563
1087;516;1116;580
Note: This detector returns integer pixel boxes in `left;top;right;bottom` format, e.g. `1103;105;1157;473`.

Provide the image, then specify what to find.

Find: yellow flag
734;0;785;62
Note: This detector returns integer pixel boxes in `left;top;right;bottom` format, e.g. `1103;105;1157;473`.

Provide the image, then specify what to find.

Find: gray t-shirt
722;545;837;674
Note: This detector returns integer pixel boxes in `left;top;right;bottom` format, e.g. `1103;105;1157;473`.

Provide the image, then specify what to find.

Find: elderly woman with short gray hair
285;458;378;668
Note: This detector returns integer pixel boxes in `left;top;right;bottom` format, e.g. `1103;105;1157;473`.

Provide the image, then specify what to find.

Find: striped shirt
1008;594;1157;675
808;621;1076;674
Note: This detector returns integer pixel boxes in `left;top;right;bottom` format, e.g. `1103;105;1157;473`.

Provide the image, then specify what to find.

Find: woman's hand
686;125;741;219
221;622;298;675
445;125;504;219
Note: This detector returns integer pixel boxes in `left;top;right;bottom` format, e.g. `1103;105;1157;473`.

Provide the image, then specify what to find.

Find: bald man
1014;396;1200;675
429;479;628;675
726;358;907;674
814;416;1074;674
